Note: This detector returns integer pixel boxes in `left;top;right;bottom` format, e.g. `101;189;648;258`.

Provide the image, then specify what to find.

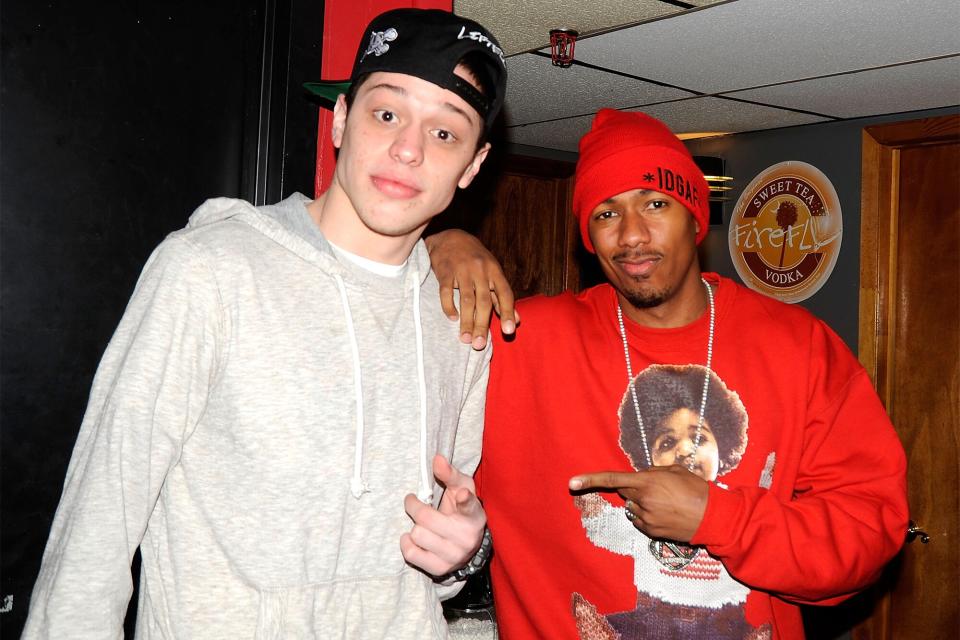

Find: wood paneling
475;157;577;297
432;154;579;297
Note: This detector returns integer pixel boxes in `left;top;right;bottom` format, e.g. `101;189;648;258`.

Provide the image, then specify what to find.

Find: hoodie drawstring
334;274;369;498
334;270;433;503
411;270;433;503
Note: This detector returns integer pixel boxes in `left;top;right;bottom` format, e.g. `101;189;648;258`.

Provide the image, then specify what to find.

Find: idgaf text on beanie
572;108;710;252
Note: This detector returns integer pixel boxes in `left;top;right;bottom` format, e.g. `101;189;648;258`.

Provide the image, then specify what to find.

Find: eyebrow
365;82;476;127
601;190;653;205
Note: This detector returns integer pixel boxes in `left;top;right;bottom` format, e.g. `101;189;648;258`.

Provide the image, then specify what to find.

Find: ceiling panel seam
514;52;841;126
716;53;960;96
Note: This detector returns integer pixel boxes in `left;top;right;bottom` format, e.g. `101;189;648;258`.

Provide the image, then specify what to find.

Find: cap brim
303;80;352;107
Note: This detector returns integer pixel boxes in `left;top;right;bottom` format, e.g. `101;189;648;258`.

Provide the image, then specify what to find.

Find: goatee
623;286;670;309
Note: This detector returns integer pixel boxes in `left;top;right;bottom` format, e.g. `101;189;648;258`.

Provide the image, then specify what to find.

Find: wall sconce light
549;28;579;67
694;156;734;226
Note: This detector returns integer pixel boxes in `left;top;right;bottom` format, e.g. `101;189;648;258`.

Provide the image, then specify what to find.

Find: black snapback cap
304;8;507;131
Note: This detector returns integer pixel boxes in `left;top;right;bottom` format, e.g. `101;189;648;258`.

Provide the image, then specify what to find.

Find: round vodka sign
729;161;842;303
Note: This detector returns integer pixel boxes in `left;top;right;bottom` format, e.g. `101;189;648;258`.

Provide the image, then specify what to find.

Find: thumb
453;485;482;517
433;455;481;517
432;454;455;486
432;454;473;490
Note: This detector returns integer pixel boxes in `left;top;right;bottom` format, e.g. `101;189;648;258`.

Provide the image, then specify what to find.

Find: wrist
448;526;492;581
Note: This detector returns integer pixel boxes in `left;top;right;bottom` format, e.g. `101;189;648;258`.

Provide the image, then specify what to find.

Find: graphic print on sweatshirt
571;364;773;640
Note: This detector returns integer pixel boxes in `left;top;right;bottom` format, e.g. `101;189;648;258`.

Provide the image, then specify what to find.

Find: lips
615;254;661;278
371;174;422;199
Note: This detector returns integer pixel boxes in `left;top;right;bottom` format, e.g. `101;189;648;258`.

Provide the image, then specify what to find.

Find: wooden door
856;114;960;639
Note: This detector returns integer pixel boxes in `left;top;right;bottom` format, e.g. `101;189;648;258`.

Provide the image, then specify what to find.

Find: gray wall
688;106;960;352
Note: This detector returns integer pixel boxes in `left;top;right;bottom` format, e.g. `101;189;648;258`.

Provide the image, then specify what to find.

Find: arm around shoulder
424;229;517;348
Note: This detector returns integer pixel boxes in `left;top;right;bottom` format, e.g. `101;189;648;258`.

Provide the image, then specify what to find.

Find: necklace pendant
649;539;700;571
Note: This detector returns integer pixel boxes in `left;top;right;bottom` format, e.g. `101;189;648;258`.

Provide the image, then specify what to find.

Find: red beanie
572;109;710;252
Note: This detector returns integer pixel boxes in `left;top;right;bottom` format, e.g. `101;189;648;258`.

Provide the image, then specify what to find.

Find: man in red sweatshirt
429;108;908;639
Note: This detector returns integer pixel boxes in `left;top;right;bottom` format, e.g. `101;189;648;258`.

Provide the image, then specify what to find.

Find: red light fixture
549;28;578;67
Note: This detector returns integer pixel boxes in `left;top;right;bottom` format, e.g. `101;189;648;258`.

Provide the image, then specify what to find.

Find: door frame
855;113;960;639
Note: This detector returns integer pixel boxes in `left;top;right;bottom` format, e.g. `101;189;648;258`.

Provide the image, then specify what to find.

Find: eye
373;109;397;123
657;437;675;452
593;209;618;221
648;199;669;210
431;128;458;143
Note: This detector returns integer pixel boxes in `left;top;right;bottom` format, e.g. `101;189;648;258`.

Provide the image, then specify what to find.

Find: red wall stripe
313;0;452;196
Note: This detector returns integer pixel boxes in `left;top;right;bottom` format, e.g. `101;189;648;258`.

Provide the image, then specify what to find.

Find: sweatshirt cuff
689;482;743;549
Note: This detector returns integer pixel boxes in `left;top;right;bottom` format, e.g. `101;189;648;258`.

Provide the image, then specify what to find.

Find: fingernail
472;336;486;350
569;478;583;490
460;332;473;344
501;320;515;334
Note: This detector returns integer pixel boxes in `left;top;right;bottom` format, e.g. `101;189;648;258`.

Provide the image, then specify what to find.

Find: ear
457;142;491;189
331;94;348;149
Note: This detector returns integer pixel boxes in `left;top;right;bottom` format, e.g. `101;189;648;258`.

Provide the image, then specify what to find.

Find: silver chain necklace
616;276;716;571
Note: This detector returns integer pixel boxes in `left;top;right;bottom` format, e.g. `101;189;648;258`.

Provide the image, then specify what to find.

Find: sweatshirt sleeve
23;234;224;638
434;337;492;601
450;339;492;478
690;322;909;605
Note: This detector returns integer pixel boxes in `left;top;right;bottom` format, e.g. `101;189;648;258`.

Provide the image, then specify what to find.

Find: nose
675;437;696;461
618;211;650;248
390;124;424;167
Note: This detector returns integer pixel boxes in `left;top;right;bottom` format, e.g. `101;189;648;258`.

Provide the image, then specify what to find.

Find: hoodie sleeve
434;337;492;601
690;320;908;605
23;233;224;638
450;339;492;478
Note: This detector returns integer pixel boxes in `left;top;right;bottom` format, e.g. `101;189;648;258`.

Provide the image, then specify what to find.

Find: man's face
651;407;720;481
587;189;700;310
330;69;490;243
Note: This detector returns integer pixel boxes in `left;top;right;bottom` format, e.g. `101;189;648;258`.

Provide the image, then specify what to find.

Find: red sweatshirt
476;274;907;639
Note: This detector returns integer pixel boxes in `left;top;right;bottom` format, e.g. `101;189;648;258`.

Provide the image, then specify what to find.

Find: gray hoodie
23;194;491;639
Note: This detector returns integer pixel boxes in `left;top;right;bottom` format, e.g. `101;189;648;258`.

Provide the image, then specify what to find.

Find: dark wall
0;0;322;634
687;105;960;352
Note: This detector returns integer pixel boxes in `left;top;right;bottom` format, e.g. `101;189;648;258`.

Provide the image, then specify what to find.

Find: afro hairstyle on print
618;364;748;475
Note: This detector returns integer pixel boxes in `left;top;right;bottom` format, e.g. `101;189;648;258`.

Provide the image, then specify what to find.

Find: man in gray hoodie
23;8;506;638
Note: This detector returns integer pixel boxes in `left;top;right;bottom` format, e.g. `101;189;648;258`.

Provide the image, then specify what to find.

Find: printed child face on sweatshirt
620;364;748;480
651;407;721;481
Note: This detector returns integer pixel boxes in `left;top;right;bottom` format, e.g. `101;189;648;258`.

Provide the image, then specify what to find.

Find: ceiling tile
506;112;594;152
503;52;691;125
574;0;960;94
724;56;960;118
506;97;828;151
456;0;722;55
637;97;828;133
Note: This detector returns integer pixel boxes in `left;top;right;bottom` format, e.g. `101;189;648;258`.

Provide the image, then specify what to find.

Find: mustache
612;250;663;262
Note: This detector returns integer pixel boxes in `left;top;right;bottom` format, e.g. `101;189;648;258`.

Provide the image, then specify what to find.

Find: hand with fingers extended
423;229;518;350
400;455;486;577
569;465;710;543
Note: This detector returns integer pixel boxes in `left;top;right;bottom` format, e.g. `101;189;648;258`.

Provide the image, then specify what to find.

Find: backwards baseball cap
304;8;507;131
572;109;710;252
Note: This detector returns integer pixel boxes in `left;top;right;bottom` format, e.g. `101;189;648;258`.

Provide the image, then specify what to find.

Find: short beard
623;285;671;309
